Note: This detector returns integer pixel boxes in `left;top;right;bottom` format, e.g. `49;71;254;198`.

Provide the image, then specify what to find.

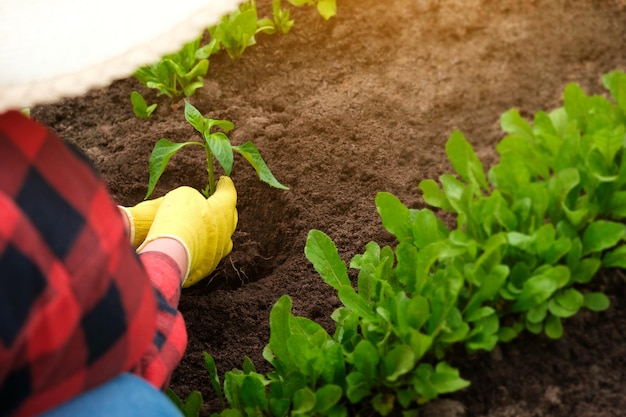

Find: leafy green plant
165;388;204;417
193;71;626;416
210;2;260;59
130;91;157;120
146;100;287;198
134;36;212;98
287;0;337;20
257;0;295;35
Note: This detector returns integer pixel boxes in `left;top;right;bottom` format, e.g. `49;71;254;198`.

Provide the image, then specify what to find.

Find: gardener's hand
137;177;238;287
119;197;165;248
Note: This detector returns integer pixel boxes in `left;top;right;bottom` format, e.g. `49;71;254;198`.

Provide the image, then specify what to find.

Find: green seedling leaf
130;91;157;120
544;314;563;339
445;130;489;193
292;387;316;415
376;192;411;242
146;138;203;198
233;141;289;190
382;344;415;382
501;108;535;143
602;245;626;268
305;230;350;290
317;0;337;19
203;352;225;409
346;371;370;404
241;375;268;412
268;295;295;369
582;220;626;255
184;100;207;132
583;292;611;312
419;179;453;210
312;385;343;413
206;131;234;176
603;70;626;112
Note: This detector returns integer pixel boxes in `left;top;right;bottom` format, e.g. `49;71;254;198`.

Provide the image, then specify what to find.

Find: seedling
134;37;212;98
146;100;288;198
130;91;157;120
209;2;259;59
195;72;626;416
257;0;295;35
288;0;337;20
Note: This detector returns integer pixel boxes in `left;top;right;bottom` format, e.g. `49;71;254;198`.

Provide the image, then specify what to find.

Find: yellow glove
137;177;238;287
118;197;164;248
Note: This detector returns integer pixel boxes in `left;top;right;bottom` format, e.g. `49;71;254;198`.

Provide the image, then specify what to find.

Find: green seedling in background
134;37;212;98
288;0;337;20
130;91;157;120
165;388;203;417
209;1;259;59
257;0;295;35
146;100;288;198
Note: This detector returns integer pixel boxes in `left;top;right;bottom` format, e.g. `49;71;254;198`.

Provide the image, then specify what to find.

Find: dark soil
32;0;626;415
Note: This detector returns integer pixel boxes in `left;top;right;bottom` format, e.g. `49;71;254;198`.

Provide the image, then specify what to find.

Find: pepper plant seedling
146;100;288;198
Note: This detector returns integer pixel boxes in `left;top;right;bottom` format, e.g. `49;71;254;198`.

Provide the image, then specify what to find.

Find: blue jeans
40;373;182;417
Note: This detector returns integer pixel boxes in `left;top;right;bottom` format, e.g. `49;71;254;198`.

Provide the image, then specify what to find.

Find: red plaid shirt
0;110;187;417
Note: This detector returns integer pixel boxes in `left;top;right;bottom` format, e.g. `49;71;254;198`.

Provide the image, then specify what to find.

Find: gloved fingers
119;196;165;247
181;178;238;287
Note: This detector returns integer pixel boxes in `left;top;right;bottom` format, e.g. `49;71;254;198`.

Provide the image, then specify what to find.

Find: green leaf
241;375;268;412
544;314;563;339
180;390;203;417
351;340;379;380
590;127;624;165
602;70;626;112
419;179;452;210
305;230;350;290
184;100;206;132
268;295;294;368
445;130;488;193
582;220;626;255
206;131;234;176
338;286;377;321
317;0;337;19
564;82;589;130
233;141;289;189
512;266;570;312
203;353;224;407
430;362;470;394
583;292;611;312
346;372;370;404
382;344;415;382
292;387;316;415
602;245;626;268
376;192;411;241
146;138;203;198
130;91;157;120
501;108;535;143
313;385;343;413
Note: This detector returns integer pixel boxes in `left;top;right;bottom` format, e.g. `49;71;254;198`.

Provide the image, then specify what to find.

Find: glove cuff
118;206;136;246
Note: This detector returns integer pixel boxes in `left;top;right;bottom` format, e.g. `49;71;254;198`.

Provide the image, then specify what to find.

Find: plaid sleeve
132;251;187;389
0;111;158;417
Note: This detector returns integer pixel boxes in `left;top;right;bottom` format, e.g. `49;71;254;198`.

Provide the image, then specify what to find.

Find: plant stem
206;146;216;197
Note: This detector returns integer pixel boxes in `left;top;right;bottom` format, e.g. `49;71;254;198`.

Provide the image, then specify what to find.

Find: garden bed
32;0;626;415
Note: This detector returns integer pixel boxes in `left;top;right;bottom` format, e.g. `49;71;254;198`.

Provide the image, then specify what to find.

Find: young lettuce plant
209;1;260;59
198;71;626;416
134;36;213;98
146;100;287;198
130;91;157;120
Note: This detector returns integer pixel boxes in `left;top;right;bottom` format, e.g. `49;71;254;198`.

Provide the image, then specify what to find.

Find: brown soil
32;0;626;415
